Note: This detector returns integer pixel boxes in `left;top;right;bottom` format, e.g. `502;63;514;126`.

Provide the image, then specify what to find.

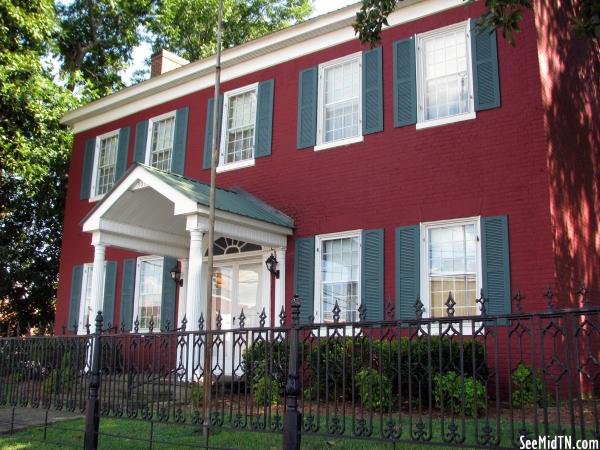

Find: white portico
80;163;293;332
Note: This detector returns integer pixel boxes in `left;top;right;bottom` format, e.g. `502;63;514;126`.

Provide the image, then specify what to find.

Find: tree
55;0;153;98
0;0;78;328
354;0;600;48
148;0;313;62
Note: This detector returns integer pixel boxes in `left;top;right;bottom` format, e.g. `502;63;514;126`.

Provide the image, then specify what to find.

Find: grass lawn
0;416;524;450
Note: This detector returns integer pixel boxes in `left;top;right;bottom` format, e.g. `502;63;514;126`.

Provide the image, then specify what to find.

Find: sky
123;0;357;83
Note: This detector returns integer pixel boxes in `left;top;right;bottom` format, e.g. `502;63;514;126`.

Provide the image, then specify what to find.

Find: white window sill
314;135;363;152
88;194;105;203
216;159;255;173
416;111;476;130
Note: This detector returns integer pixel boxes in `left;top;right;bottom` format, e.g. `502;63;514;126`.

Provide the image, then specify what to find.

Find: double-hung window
91;131;119;199
416;21;475;128
147;112;176;171
134;256;164;330
218;83;258;172
316;53;362;150
421;218;481;318
77;264;94;333
314;231;361;323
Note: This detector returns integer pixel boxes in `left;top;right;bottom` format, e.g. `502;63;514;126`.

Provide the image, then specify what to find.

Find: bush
356;368;392;410
242;339;288;384
253;375;282;407
512;363;547;407
433;371;487;416
42;351;78;396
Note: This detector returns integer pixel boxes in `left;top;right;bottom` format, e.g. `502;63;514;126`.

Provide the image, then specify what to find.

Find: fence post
84;311;103;450
283;295;302;450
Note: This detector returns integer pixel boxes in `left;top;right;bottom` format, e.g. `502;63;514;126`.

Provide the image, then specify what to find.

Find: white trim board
62;0;466;133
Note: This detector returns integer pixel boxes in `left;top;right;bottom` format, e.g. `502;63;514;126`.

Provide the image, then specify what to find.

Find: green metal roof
141;164;294;228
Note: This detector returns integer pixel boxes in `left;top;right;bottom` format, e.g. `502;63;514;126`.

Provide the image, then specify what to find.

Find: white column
177;259;189;328
186;229;205;332
274;247;286;323
90;244;106;326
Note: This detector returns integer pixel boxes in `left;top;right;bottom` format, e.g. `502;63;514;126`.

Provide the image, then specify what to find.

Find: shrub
253;375;282;407
512;363;547;407
242;339;288;384
356;368;393;410
42;351;78;396
433;371;487;416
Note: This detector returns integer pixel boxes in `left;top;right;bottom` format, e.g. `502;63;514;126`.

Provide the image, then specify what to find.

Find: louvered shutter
102;261;117;326
120;258;136;330
161;257;177;331
362;47;383;135
395;225;420;320
115;127;130;181
68;265;84;331
297;67;318;149
481;216;511;318
294;237;315;324
133;120;149;164
361;229;384;321
80;139;95;200
393;37;417;127
171;107;189;175
203;96;223;169
255;79;274;158
471;20;501;111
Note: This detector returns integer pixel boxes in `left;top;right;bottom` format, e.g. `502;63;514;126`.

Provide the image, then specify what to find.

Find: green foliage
148;0;313;62
433;371;487;416
241;338;288;385
42;351;78;396
354;0;598;48
511;363;547;407
252;375;282;407
356;368;392;410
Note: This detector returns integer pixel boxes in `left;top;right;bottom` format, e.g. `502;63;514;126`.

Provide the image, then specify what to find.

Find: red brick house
56;0;599;342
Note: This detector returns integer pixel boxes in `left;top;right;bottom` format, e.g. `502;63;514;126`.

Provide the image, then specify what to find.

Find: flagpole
204;0;223;438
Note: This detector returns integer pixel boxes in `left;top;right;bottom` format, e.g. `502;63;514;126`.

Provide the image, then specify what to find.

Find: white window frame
145;110;177;171
419;216;482;325
217;83;259;173
315;52;364;152
132;255;164;332
89;129;120;202
313;229;362;323
416;20;476;130
77;263;95;335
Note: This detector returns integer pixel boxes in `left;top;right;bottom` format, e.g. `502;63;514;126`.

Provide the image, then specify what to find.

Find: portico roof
81;164;293;258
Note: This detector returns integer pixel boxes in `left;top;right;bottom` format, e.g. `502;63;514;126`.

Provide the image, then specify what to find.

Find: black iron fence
0;287;599;449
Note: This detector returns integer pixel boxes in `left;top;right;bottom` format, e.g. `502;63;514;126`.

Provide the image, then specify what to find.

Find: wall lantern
265;253;280;279
170;265;184;287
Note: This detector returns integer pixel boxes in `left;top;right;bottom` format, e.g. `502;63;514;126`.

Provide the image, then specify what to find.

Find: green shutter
393;37;417;128
68;265;84;331
115;127;130;182
296;67;318;149
361;229;384;321
482;216;511;318
255;79;274;158
171;107;189;175
80;139;95;200
102;261;117;326
120;258;136;330
161;257;177;330
471;20;500;111
133;120;149;164
395;225;420;320
294;237;315;324
203;96;223;170
362;47;383;135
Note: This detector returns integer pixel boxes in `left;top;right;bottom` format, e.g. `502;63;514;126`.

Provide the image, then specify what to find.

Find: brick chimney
150;49;189;77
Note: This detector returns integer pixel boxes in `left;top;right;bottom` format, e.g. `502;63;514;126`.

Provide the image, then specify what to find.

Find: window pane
428;223;477;317
321;236;360;322
422;27;470;121
81;267;94;328
150;117;175;171
95;134;118;196
238;263;260;315
322;58;360;143
224;89;256;164
138;259;163;329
